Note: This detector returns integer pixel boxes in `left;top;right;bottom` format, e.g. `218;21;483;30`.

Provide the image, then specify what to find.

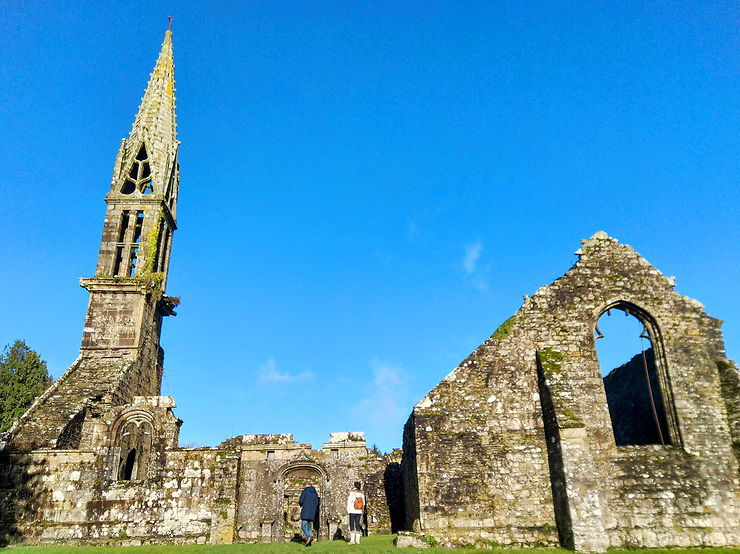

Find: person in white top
346;481;366;545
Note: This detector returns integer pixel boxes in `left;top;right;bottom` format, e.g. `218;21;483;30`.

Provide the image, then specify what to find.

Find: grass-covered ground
3;535;740;553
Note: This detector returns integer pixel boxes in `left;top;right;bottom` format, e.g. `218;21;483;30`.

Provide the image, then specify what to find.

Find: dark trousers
349;513;362;532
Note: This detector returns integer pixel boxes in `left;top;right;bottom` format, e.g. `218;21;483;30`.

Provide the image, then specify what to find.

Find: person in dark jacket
299;484;319;546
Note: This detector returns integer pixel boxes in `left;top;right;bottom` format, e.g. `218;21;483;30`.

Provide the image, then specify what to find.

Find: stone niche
401;232;740;551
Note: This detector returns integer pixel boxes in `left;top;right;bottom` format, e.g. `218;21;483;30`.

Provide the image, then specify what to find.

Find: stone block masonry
0;422;395;545
402;231;740;550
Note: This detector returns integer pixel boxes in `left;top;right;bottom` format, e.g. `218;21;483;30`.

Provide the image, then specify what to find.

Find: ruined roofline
218;431;367;451
415;230;716;409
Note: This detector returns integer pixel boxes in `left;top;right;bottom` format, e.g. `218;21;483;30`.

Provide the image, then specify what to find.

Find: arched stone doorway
276;460;327;541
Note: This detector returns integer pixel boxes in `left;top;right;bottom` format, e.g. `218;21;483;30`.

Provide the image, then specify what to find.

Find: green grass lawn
3;535;740;553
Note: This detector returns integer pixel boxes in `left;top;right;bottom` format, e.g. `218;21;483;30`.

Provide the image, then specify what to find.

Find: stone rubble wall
602;348;671;445
716;358;740;471
404;334;560;548
403;232;740;550
231;432;393;542
0;448;238;545
0;428;397;545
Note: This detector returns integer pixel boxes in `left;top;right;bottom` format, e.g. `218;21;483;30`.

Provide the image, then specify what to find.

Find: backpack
353;494;364;510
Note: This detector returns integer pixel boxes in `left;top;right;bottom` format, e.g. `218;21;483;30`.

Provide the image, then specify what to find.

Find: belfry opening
595;303;673;446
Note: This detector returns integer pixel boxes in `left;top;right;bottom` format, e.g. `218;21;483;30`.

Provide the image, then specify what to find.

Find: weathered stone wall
717;358;740;473
0;445;239;545
602;348;671;445
403;331;559;548
403;232;740;550
0;427;396;545
380;449;404;533
229;432;392;543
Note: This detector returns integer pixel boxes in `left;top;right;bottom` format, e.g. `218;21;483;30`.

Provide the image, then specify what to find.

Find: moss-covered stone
492;315;517;341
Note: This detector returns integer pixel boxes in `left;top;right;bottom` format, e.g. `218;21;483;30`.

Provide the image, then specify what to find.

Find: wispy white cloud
463;240;482;275
355;360;407;427
258;358;313;384
471;276;488;292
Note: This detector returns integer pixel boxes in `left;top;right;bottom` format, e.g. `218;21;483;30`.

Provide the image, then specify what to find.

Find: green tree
0;340;52;432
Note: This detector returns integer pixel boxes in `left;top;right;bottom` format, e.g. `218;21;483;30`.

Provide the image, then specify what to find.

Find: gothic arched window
120;144;153;195
594;302;680;446
116;420;153;481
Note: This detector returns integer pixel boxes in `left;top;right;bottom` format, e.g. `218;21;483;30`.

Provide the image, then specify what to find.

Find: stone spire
109;28;179;212
96;27;180;284
8;28;181;451
128;29;177;176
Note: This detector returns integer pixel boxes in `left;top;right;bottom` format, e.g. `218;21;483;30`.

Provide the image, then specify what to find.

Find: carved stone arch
110;408;155;444
274;456;329;541
276;452;329;480
111;408;155;481
592;299;682;447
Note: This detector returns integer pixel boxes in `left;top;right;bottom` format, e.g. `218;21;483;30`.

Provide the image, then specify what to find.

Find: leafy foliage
0;340;52;431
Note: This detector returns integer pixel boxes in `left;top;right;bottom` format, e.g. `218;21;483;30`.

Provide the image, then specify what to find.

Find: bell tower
9;29;180;450
92;27;178;287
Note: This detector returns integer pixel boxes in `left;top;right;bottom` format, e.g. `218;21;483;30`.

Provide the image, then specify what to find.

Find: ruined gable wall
8;355;132;451
404;233;740;551
0;448;238;545
515;233;740;549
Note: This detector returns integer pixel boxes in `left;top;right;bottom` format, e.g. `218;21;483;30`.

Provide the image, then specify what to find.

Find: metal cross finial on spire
168;15;173;31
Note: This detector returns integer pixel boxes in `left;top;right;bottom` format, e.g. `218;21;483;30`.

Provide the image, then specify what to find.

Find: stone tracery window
594;302;679;446
121;144;153;195
116;420;153;481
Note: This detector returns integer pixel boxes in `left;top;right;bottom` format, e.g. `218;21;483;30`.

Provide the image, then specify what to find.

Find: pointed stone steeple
95;28;180;286
8;28;181;451
131;29;177;155
110;29;179;216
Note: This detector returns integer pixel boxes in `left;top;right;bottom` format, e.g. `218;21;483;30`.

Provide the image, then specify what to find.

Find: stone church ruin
1;29;739;551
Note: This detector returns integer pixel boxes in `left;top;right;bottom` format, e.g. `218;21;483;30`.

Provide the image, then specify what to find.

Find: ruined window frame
593;300;682;448
115;419;154;482
112;210;145;278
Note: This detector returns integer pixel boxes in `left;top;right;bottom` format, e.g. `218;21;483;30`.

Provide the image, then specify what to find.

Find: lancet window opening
112;210;145;277
594;301;680;447
152;217;165;273
159;227;171;276
116;420;153;481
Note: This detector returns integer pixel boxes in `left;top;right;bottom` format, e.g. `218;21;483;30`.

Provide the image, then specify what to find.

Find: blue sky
1;2;738;453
